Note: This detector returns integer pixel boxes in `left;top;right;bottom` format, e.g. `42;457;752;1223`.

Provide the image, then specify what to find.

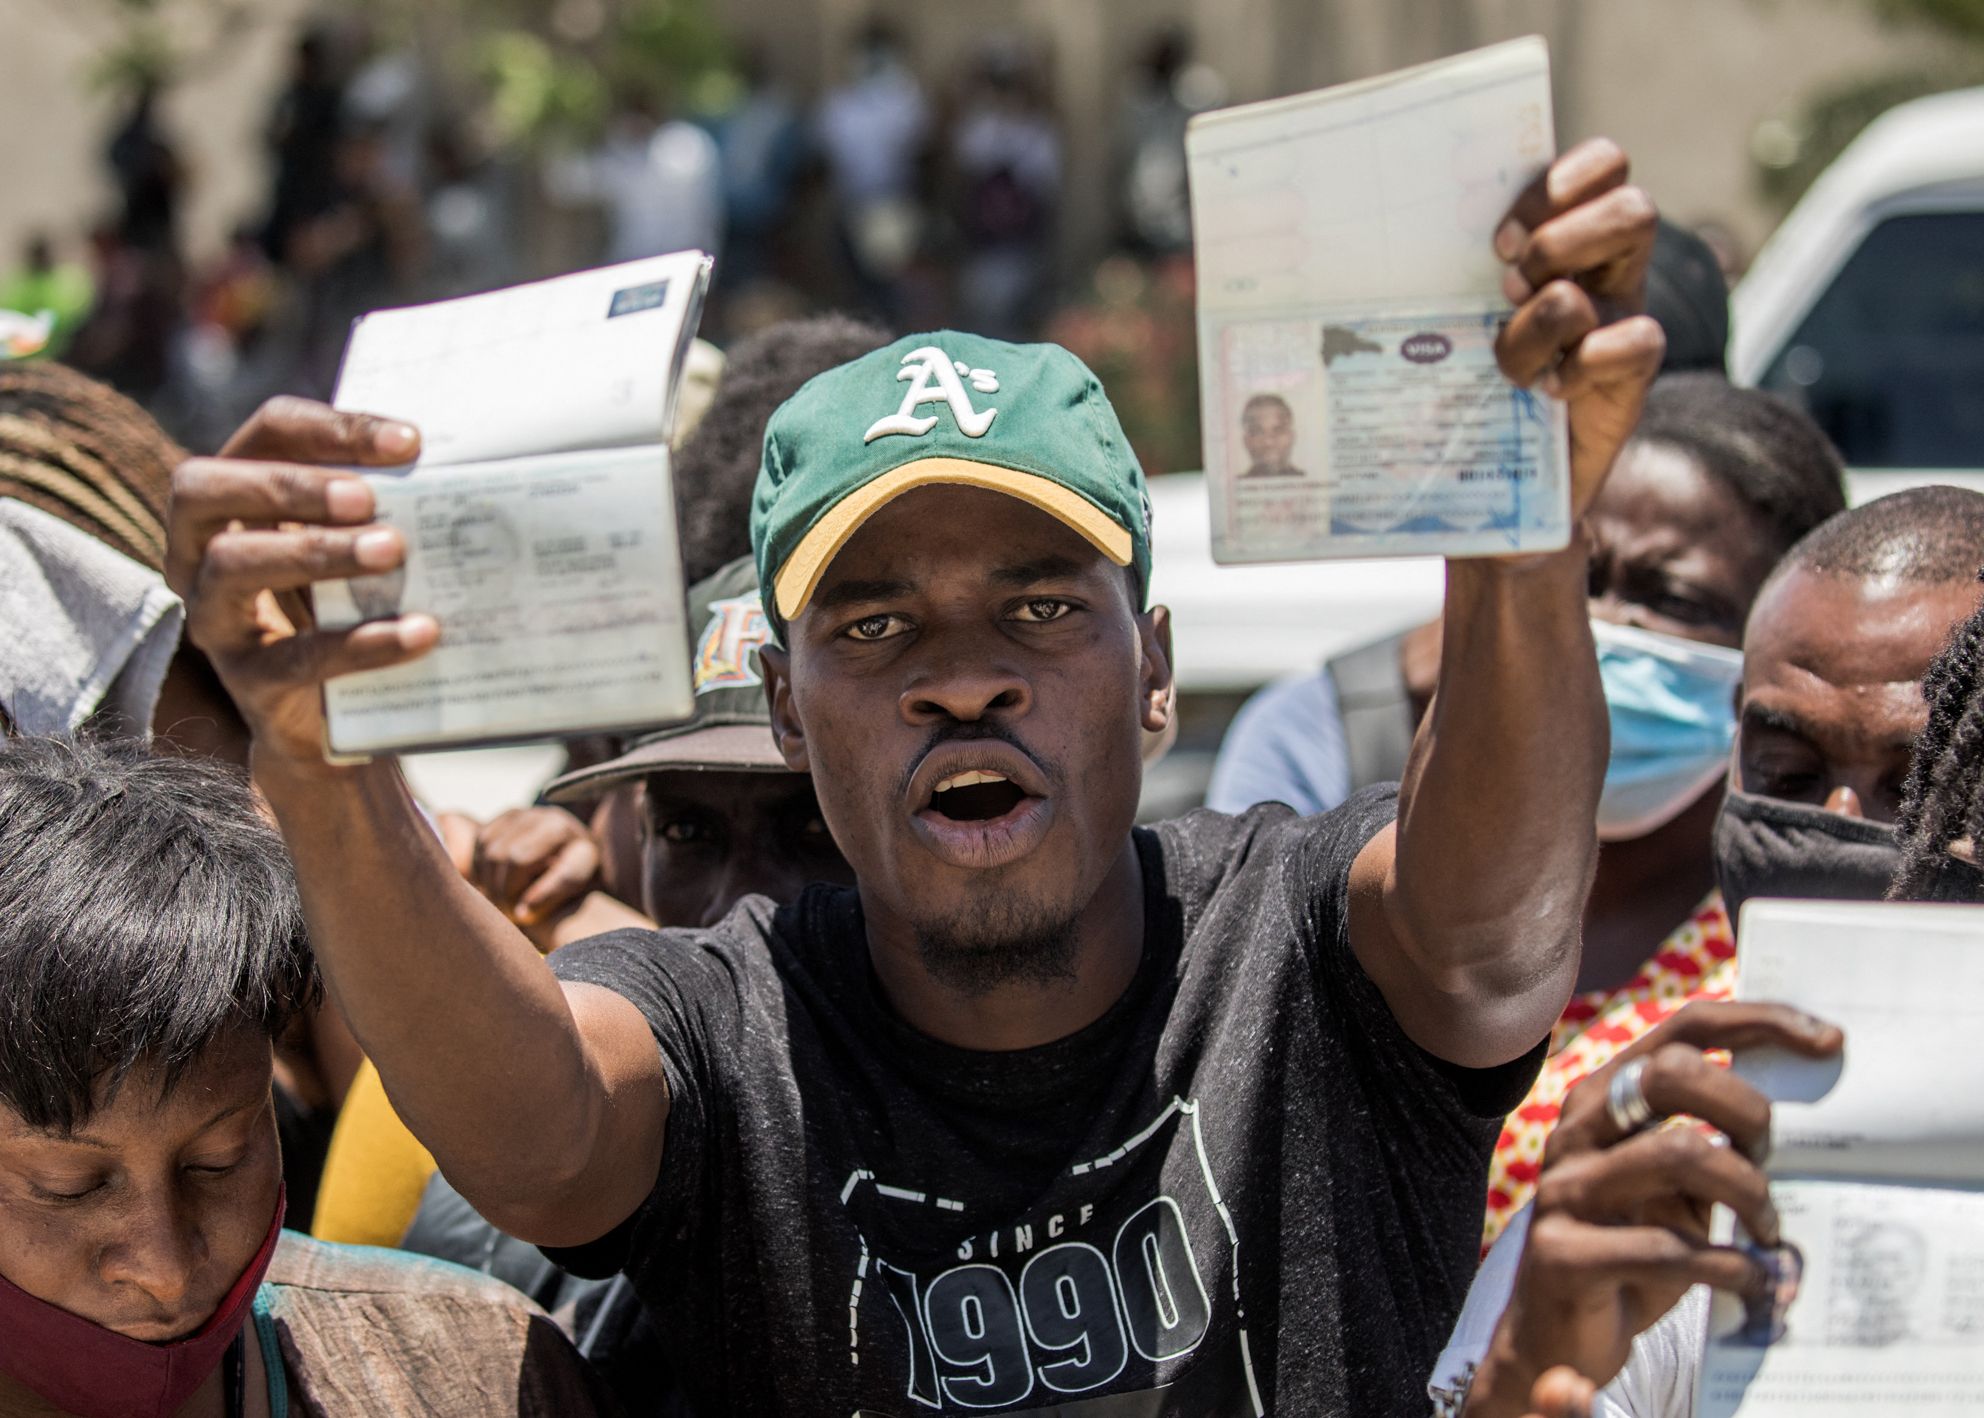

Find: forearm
1390;549;1601;1023
255;755;615;1209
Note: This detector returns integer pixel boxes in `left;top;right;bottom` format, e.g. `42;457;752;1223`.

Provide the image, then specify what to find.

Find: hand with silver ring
1456;1001;1842;1418
1605;1056;1658;1138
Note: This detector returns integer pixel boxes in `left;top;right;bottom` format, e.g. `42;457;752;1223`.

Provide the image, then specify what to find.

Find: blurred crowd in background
1;14;1221;473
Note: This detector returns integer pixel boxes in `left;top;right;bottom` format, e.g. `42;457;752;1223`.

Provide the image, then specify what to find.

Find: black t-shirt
548;790;1541;1416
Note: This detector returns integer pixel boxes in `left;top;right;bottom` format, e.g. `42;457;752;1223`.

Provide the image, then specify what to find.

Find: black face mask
1712;787;1903;937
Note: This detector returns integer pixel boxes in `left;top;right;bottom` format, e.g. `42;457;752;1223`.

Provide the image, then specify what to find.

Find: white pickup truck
1732;85;1984;498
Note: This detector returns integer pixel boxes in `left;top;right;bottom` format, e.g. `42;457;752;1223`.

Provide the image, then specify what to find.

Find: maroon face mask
0;1186;284;1418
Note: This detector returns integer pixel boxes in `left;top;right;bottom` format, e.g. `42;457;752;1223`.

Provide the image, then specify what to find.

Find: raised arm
167;399;665;1247
1348;140;1663;1066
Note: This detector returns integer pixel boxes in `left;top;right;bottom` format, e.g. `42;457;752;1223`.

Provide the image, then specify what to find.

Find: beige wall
0;0;310;265
0;0;1945;271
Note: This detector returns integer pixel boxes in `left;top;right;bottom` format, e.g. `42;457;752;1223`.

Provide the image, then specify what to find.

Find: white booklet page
1186;36;1570;563
1698;900;1984;1416
314;251;709;755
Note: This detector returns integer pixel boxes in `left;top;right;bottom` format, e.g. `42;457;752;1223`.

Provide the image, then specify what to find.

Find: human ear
1138;606;1176;735
759;644;811;773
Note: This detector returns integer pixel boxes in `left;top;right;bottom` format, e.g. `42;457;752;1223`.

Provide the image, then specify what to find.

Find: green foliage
84;17;175;92
1869;0;1984;39
77;0;255;95
1755;63;1984;208
473;30;610;147
1755;0;1984;210
460;0;735;148
609;0;730;109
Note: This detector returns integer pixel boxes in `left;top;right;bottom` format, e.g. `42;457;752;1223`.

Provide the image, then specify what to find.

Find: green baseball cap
751;331;1152;626
541;555;785;803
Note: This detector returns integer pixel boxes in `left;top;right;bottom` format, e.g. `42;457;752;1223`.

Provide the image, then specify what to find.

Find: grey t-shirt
549;790;1542;1415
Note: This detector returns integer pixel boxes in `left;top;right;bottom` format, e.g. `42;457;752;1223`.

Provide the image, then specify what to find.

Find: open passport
1700;899;1984;1416
311;252;711;757
1185;36;1571;564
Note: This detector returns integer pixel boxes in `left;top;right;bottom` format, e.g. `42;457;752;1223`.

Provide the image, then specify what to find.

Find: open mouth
908;747;1056;870
929;770;1028;822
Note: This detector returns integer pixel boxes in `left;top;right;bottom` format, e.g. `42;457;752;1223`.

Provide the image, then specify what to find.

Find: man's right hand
168;397;438;772
1463;1001;1844;1417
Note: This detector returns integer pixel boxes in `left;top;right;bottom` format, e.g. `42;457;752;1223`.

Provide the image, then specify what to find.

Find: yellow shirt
310;1061;437;1246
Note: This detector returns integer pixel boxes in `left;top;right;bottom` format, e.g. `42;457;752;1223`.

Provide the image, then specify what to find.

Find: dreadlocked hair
1891;586;1984;901
0;361;183;573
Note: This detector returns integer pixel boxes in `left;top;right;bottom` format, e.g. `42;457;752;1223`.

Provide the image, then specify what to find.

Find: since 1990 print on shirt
842;1091;1252;1416
546;790;1543;1416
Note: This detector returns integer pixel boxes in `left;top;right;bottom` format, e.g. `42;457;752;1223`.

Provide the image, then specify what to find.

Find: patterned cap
541;555;785;803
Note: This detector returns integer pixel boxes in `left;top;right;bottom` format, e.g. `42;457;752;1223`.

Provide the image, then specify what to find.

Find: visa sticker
607;279;671;319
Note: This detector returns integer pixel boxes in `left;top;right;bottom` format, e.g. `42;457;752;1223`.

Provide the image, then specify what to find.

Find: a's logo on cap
693;594;770;694
863;346;1000;444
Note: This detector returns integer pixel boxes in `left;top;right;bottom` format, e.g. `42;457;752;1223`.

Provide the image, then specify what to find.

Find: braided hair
0;361;183;573
1891;585;1984;901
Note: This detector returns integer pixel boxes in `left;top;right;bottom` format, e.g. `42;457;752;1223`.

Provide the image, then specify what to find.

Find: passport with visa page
311;251;710;756
1186;36;1571;563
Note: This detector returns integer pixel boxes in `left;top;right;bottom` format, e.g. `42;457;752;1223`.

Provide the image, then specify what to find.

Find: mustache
896;721;1061;802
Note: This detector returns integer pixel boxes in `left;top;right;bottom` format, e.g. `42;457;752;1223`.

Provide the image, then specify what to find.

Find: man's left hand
1493;138;1664;520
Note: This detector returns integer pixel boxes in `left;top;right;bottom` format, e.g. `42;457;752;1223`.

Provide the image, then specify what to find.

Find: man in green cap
168;139;1662;1415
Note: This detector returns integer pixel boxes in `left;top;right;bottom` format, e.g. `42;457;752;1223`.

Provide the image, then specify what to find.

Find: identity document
1185;37;1571;563
1698;900;1984;1416
312;251;710;756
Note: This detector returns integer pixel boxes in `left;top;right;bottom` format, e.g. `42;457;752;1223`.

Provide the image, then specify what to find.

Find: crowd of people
0;51;1976;1418
4;17;1228;469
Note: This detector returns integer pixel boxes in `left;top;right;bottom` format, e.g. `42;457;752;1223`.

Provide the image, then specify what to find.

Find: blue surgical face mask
1592;619;1743;842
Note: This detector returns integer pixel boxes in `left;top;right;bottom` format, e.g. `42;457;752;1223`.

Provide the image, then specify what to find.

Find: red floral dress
1481;893;1737;1250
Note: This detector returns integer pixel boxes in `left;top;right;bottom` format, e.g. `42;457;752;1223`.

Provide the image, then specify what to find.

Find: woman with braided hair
1891;586;1984;902
0;360;172;564
0;360;249;761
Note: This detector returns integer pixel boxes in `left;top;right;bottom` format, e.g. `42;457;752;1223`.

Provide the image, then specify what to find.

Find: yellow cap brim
772;458;1134;620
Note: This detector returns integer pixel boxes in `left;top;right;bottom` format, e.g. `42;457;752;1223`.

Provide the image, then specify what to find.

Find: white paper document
1185;37;1570;563
314;251;710;756
1698;900;1984;1416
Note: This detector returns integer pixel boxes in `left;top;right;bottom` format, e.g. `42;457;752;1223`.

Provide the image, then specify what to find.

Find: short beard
914;899;1081;999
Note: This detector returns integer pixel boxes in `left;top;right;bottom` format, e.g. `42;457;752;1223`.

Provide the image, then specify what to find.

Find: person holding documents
167;136;1660;1414
1434;485;1984;1415
1429;1001;1845;1418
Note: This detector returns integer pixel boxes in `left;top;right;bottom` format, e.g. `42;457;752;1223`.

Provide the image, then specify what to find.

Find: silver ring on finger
1605;1057;1658;1138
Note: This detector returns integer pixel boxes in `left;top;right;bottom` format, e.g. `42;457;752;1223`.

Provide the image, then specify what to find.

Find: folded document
1700;899;1984;1416
313;252;710;756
